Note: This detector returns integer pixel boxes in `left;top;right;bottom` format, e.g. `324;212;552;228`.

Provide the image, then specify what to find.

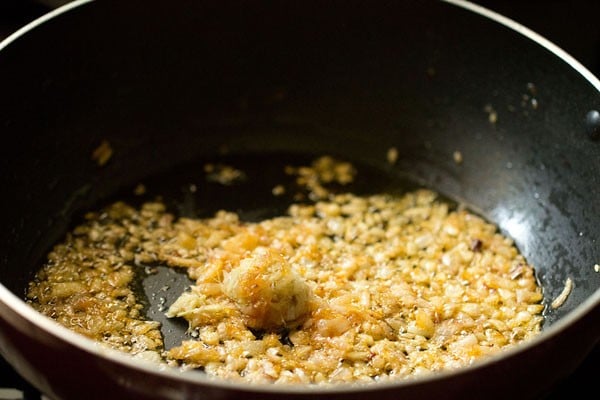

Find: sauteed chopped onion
26;156;544;385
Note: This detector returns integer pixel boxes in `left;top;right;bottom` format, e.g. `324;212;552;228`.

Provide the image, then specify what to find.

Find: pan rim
443;0;600;92
0;0;93;53
0;0;599;395
1;0;600;93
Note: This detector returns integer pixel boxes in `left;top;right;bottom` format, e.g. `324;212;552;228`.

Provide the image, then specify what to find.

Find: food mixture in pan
26;156;544;385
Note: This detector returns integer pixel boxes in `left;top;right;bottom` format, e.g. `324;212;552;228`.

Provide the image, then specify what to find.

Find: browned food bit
91;139;113;166
453;150;463;165
204;163;246;185
285;155;356;200
551;277;573;309
470;238;483;252
387;147;398;165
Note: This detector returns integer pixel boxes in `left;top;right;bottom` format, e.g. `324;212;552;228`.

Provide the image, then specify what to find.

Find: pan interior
1;0;598;368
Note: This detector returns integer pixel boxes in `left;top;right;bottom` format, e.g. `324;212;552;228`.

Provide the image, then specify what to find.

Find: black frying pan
0;1;599;399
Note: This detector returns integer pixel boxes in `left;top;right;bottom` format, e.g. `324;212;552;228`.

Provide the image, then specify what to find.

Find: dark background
0;0;598;399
